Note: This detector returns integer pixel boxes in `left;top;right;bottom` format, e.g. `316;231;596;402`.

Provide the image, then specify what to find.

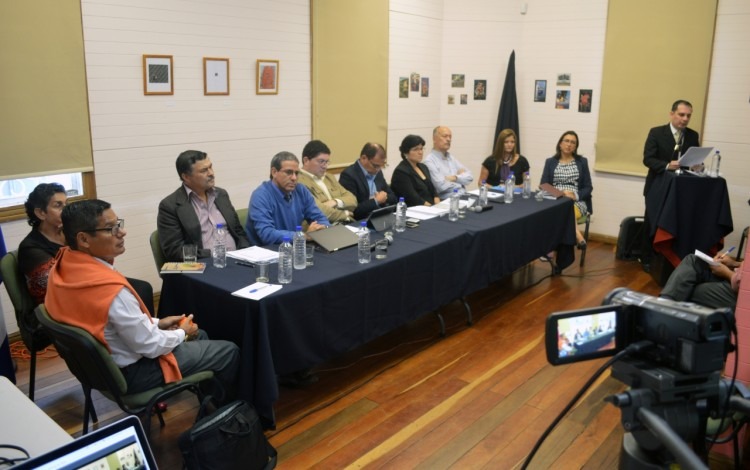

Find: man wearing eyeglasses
339;142;397;220
46;199;239;398
246;151;330;245
297;140;357;224
158;150;250;262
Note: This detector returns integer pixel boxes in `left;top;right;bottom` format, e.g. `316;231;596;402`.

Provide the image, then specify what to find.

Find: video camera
545;288;734;375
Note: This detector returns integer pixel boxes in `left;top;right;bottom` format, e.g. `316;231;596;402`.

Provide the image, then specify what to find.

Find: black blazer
642;124;700;196
390;160;438;207
157;186;250;261
339;161;398;220
540;155;594;215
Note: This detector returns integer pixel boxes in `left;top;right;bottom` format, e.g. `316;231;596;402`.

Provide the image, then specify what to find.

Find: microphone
472;204;494;213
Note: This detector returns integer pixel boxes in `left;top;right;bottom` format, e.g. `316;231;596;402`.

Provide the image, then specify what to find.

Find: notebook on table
308;224;360;253
366;204;396;232
16;415;157;469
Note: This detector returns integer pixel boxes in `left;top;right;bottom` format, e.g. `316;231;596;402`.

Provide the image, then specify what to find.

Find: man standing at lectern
640;100;701;271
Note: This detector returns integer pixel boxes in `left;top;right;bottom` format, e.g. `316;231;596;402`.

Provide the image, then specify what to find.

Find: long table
159;196;576;427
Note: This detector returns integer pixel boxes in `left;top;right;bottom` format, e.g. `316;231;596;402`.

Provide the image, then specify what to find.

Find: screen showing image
556;310;617;359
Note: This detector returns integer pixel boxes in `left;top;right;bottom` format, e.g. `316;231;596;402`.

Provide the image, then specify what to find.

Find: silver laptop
16;415;157;469
308;224;360;253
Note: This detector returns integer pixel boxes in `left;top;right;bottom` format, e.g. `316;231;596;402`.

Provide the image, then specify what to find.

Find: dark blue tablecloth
159;196;576;427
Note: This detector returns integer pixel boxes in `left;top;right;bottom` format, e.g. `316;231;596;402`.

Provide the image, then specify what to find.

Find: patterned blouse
552;161;588;215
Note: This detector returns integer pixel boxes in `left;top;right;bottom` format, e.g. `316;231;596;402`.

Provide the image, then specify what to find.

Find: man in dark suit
158;150;250;261
640;100;701;271
339;142;397;220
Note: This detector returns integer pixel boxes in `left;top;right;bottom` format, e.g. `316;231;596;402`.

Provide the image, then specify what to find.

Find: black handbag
179;400;277;470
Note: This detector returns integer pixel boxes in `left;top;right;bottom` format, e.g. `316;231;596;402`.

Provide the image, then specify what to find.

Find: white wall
3;0;749;334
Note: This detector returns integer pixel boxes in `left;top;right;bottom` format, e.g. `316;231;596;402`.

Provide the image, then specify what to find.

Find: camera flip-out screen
546;305;625;365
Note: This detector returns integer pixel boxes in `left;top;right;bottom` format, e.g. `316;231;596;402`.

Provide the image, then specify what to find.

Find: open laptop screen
16;416;157;470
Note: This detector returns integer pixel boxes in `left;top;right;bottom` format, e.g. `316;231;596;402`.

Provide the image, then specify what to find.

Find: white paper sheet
231;282;282;300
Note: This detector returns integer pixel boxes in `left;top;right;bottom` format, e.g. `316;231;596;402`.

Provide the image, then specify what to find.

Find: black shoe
641;262;651;273
576;240;587;250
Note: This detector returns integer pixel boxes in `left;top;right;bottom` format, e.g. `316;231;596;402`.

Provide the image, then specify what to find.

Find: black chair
0;250;52;400
35;305;215;437
738;226;748;262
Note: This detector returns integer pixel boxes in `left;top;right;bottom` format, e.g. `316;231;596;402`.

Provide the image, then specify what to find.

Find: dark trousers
661;254;737;310
120;330;240;400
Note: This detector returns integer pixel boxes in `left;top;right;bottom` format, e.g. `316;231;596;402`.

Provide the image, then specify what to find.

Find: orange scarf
45;247;182;384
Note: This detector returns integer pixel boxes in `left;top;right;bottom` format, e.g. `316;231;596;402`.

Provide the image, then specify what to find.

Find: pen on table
249;285;271;294
235;260;256;268
718;246;735;259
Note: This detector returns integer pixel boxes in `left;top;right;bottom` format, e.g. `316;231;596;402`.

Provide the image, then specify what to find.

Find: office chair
0;251;52;401
149;230;166;276
236;207;248;227
35;305;216;437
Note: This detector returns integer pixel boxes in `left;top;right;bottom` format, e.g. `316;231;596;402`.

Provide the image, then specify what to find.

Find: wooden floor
9;241;744;468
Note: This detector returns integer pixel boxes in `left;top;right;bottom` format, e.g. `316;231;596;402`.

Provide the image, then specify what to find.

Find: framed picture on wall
473;80;486;100
204;58;229;95
421;77;429;97
556;90;570;109
256;59;279;95
143;55;173;95
578;89;593;112
399;77;409;98
410;73;420;92
534;80;547;102
451;74;465;88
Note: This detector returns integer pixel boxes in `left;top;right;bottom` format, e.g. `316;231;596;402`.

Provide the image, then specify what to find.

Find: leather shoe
576;240;587;250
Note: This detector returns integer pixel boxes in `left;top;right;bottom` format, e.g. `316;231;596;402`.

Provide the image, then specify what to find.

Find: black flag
494;50;519;153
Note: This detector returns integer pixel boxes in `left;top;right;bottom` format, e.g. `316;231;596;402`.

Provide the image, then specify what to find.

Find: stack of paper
231;282;282;300
227;246;279;263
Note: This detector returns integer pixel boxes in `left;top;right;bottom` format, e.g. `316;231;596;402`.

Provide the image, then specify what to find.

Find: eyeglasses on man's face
89;219;125;236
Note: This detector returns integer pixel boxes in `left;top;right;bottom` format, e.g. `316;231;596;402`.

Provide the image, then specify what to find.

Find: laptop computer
308;224;360;253
16;415;157;469
366;204;396;232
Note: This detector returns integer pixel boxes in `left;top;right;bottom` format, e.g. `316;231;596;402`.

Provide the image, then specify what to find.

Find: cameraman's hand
717;255;741;269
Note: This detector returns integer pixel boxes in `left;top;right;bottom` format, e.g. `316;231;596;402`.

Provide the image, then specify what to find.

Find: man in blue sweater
246;151;329;245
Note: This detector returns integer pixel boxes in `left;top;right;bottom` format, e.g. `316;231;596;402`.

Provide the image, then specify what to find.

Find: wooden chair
0;251;52;401
35;305;215;437
578;212;591;267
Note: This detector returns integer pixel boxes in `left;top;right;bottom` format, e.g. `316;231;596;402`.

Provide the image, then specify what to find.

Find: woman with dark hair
540;130;593;249
390;134;440;206
18;183;156;314
18;183;68;304
480;129;530;186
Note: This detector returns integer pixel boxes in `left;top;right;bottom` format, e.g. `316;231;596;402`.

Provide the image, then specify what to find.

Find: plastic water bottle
212;223;227;268
278;236;293;284
394;197;407;232
449;189;460;221
709;150;721;177
357;221;371;264
293;225;306;270
522;172;531;199
478;180;488;207
504;172;514;204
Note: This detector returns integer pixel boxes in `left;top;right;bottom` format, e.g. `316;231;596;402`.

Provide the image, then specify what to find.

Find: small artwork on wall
420;77;430;97
143;55;173;95
451;74;465;88
460;94;468;105
410;73;420;92
256;59;279;95
534;80;547;102
473;80;486;100
448;94;455;105
555;90;570;109
399;77;409;98
556;73;571;86
578;89;593;113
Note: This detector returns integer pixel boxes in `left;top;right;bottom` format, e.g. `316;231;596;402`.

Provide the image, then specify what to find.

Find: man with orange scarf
45;199;239;396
